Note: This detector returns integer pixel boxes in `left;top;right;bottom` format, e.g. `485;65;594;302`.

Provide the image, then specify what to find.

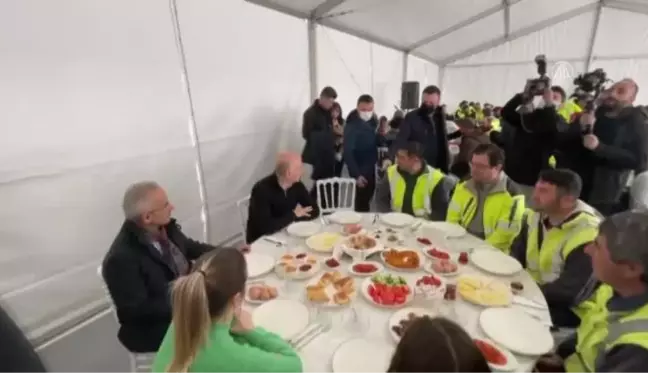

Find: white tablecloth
247;214;551;372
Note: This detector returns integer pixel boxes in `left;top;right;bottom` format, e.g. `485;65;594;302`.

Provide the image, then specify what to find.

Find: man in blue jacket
344;94;379;212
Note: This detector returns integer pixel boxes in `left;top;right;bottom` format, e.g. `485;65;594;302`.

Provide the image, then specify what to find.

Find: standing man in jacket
344;94;379;212
301;86;338;188
395;85;452;173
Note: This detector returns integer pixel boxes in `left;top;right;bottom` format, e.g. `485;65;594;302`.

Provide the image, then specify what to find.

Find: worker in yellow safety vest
447;143;526;253
510;168;601;328
535;210;648;372
376;141;456;221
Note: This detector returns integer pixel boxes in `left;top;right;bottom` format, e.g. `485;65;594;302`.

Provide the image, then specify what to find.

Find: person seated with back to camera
246;151;319;244
387;316;491;372
152;248;302;372
376;141;455;221
447;143;526;253
510;169;600;329
102;181;225;353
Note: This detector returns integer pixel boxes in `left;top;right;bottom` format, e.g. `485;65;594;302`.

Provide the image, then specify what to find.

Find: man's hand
543;88;553;105
357;176;368;188
583;134;600;150
293;204;313;218
231;309;254;334
580;112;596;127
381;159;392;170
238;244;251;253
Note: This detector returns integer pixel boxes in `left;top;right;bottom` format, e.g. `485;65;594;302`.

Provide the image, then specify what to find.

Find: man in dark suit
0;303;46;372
102;181;219;353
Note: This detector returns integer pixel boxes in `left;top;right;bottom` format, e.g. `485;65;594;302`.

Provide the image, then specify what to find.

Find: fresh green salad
371;273;407;286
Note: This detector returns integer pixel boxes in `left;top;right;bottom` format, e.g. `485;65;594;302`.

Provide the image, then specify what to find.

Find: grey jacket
376;165;456;221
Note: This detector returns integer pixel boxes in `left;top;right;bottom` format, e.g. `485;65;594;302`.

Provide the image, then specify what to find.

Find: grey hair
599;210;648;271
122;181;161;220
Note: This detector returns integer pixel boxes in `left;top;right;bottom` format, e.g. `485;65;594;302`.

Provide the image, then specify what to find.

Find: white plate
340;236;384;261
474;338;519;372
305;272;356;307
305;232;343;253
331;338;394;372
245;252;275;279
423;260;460;277
381;247;424;271
422;246;453;261
252;299;310;340
348;261;384;277
479;307;554;356
471;249;523;276
361;276;413;309
388;307;438;342
329;210;362;225
286;221;321;238
380;212;415;228
420;221;466;238
275;253;321;280
244;282;280;304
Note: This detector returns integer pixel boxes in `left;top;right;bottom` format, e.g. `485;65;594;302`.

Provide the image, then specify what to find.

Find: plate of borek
306;271;356;307
275;252;320;280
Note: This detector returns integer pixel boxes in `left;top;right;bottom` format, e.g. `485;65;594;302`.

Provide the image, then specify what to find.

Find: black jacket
395;105;450;173
0;304;46;372
101;219;216;353
301;100;336;179
501;94;565;186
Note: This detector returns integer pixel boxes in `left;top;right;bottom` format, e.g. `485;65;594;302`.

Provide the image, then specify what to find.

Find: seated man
510;169;600;328
376;141;454;221
246;152;318;243
102;181;219;353
447;143;526;252
549;211;648;372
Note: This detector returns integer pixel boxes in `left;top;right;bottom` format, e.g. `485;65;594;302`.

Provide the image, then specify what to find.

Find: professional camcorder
522;55;550;102
571;68;610;133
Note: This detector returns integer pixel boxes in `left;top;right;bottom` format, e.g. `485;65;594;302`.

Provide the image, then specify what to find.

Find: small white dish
286;221;321;238
380;212;415;228
423;260;460;277
329;210;363;225
244;282;280;304
474;338;519;372
348;261;383;277
471;249;523;276
245;252;275;279
361;276;414;309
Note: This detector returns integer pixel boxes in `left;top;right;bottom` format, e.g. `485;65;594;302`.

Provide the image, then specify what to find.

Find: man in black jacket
394;85;452;173
301;86;338;181
102;181;219;353
0;303;46;372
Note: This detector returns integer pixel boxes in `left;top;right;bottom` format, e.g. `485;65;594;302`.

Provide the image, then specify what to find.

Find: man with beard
394;85;452;173
557;79;647;215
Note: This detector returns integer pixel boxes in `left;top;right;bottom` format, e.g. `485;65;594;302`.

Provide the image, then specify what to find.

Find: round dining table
246;213;552;372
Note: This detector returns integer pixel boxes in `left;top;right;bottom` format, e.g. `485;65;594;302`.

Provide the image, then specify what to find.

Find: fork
294;321;331;350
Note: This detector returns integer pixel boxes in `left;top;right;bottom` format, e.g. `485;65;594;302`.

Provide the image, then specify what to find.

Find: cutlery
288;323;320;346
294;322;330;350
262;236;286;247
410;220;422;232
320;215;329;226
518;308;554;328
372;214;378;225
512;295;548;310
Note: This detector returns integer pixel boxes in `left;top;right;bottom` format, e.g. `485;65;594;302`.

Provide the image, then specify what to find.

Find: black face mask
422;104;436;113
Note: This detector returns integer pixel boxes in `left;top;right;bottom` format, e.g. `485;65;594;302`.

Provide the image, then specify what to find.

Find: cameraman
500;86;566;205
559;79;647;215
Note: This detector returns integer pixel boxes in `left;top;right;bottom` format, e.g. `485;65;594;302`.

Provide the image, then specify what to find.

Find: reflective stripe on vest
387;165;443;217
526;212;598;284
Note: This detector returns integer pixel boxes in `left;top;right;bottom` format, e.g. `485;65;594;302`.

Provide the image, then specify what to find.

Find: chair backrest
315;177;356;214
236;196;251;238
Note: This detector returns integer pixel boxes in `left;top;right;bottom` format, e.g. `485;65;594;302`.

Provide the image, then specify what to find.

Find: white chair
97;265;155;372
315;177;356;214
236;195;251;238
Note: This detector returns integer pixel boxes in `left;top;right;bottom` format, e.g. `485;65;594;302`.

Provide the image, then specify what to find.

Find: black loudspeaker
401;81;420;110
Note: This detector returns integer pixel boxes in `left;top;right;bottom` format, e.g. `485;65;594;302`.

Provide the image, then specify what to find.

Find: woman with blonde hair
152;249;302;372
388;316;490;372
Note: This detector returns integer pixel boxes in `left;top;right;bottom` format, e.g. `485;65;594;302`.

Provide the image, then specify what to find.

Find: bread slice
333;291;350;305
306;285;329;302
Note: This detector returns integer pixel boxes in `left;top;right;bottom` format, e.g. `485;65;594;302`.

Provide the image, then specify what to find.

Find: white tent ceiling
247;0;648;68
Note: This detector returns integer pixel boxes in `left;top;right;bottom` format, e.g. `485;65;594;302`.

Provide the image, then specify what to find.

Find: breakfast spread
391;312;430;338
427;247;450;260
383;248;421;269
306;271;355;306
306;232;343;253
431;259;458;274
347;234;377;250
457;275;511;306
247;283;278;302
276;253;319;279
366;274;411;306
474;339;508;366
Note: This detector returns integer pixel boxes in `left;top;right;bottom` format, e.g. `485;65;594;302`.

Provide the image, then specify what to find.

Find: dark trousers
355;176;375;212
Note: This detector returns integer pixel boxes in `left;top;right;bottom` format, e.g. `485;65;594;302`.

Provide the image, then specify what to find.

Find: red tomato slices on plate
474;339;508;366
365;275;411;307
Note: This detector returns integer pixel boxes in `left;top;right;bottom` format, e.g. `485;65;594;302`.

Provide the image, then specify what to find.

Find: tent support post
503;0;511;37
440;3;597;65
402;52;409;81
168;0;211;243
307;19;318;102
585;0;604;72
438;65;446;93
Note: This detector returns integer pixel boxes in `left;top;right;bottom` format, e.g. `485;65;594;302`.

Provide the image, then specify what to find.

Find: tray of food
348;261;383;276
340;234;383;260
381;247;422;271
306;271;355;306
424;258;460;277
275;252;320;280
245;282;279;304
457;275;512;307
362;274;412;308
305;232;343;253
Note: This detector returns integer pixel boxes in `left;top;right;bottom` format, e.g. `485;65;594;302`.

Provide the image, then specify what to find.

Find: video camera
572;68;609;133
522;55;550;102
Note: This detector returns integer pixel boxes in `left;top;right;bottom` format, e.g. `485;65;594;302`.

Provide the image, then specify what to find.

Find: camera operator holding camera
558;77;647;215
499;55;567;205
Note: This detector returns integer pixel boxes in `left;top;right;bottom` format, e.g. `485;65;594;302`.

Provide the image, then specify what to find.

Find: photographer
500;85;566;205
558;79;647;215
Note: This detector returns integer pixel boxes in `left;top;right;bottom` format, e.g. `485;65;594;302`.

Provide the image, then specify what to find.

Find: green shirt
152;323;303;372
